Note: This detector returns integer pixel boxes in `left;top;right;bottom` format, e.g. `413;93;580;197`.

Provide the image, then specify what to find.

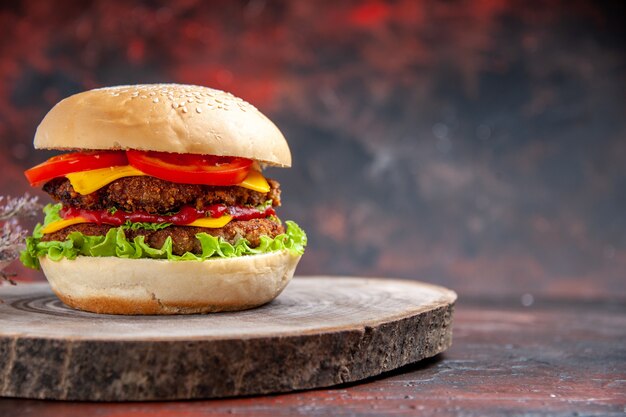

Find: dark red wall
1;0;625;298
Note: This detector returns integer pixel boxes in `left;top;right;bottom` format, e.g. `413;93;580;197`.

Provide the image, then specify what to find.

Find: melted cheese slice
41;217;91;234
66;166;145;195
66;166;270;195
41;215;233;235
186;215;232;228
239;170;271;193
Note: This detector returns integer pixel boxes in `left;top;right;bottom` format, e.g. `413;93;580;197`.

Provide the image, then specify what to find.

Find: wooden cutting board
0;277;456;401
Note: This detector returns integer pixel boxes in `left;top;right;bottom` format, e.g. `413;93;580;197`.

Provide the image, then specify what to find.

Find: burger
20;84;306;315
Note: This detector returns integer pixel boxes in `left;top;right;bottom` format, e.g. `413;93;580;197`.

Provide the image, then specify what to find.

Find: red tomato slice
126;150;253;185
24;151;128;187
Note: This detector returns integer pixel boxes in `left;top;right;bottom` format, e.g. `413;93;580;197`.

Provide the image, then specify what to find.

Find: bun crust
34;84;291;167
40;251;301;315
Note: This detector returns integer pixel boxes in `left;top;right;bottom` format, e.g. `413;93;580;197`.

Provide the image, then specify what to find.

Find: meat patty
43;176;281;214
41;218;285;256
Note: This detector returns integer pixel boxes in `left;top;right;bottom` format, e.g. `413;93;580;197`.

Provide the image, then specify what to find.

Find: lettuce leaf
20;204;307;269
123;220;172;231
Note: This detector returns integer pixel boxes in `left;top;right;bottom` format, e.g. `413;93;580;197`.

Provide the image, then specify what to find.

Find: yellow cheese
41;217;90;234
187;215;233;228
66;165;270;195
66;165;146;195
239;170;270;193
41;215;233;235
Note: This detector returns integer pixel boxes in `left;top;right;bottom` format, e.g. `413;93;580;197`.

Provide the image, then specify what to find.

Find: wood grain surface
1;293;624;417
0;277;456;401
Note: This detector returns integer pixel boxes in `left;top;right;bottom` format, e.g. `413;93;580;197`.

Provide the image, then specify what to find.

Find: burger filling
20;150;306;269
40;175;285;255
41;176;282;213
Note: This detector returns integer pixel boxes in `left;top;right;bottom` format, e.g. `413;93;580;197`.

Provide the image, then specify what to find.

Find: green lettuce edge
20;204;307;270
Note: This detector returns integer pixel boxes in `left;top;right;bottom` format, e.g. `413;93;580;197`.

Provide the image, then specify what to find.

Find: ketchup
60;204;276;227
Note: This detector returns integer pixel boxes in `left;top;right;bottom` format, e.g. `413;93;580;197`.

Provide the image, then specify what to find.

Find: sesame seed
182;107;188;113
196;107;202;113
153;98;159;103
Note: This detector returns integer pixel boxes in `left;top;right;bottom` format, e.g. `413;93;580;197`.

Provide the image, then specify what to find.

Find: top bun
34;84;291;167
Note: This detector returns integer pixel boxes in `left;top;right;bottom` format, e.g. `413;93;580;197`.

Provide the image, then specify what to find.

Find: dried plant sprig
0;220;26;285
0;219;26;260
0;194;41;285
0;194;41;220
0;270;17;285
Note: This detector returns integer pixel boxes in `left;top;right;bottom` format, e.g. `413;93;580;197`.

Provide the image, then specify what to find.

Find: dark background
1;0;624;299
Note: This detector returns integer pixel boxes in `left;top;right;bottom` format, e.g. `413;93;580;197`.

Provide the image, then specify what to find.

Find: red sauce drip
60;204;275;226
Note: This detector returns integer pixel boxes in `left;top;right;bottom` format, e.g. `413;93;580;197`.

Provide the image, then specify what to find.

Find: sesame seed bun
40;251;302;315
34;84;291;167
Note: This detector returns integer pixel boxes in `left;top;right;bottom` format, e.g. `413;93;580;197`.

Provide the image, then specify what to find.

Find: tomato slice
126;150;253;185
24;151;128;187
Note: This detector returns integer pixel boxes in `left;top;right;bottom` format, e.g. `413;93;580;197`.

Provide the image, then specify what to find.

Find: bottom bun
40;250;301;315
